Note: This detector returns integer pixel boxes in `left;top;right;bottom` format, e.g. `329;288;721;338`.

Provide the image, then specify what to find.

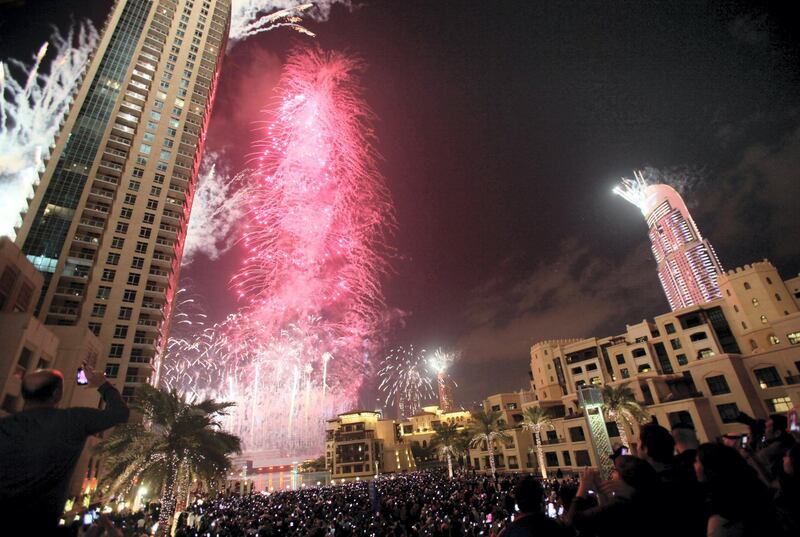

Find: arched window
734;305;740;313
744;282;751;290
768;334;780;346
760;315;768;324
775;293;781;302
766;277;773;285
638;364;651;373
726;289;731;296
752;298;760;307
742;321;748;329
749;339;758;350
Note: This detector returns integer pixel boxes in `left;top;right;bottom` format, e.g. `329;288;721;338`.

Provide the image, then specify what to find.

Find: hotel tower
615;171;724;311
14;0;231;401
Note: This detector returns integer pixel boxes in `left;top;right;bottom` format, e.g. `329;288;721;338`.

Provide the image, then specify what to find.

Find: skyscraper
615;171;723;311
15;0;231;401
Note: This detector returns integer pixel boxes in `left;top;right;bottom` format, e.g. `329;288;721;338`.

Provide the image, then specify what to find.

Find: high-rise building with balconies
14;0;231;403
615;172;724;311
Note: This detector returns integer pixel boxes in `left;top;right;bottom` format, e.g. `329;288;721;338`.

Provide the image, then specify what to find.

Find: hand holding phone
76;367;89;386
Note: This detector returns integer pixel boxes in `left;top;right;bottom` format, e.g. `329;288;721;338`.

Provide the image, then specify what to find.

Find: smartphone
740;435;749;448
82;513;93;525
76;367;89;386
485;513;492;524
620;447;629;455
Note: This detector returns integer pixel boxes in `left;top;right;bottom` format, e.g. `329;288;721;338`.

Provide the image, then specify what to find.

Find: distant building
469;259;800;476
616;176;723;311
325;410;416;481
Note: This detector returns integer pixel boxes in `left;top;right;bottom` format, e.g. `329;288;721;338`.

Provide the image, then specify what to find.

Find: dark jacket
0;382;129;530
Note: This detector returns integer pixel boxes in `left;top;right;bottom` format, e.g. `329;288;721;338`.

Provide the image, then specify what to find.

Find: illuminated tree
430;421;460;478
601;383;648;448
468;409;511;479
521;406;554;478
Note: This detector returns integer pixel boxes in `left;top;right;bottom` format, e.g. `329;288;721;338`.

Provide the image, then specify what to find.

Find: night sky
3;0;799;408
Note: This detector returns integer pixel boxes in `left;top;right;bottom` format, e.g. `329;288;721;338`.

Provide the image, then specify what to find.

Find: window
621;368;630;379
128;180;141;191
690;332;708;342
143;212;155;224
113;325;128;339
788;332;800;345
121;387;136;403
139;143;152;155
754;367;782;388
127;273;141;285
124;193;137;205
769;334;780;346
750;339;759;350
135;242;148;254
105;364;120;378
96;286;111;299
150;186;162;196
139;227;151;239
562;451;572;466
131;257;144;269
506;402;518;410
752;298;760;307
120;207;133;219
106;253;120;265
132;167;144;178
545;452;559;467
88;322;101;336
742;321;748;329
111;237;125;249
118;307;132;320
744;282;751;290
123;290;137;303
632;348;647;358
717;403;740;423
101;269;116;282
775;293;782;302
586;363;598;371
615;354;625;364
115;222;128;234
760;315;768;324
569;426;586;442
676;354;688;366
574;450;591;466
571;366;583;375
91;304;106;317
766;397;792;413
606;421;620;437
706;375;731;395
147;199;159;210
151;111;161;121
491;404;500;412
638;364;651;373
670;338;682;350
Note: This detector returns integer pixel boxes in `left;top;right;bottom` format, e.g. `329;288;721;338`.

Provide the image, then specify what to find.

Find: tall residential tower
15;0;231;401
615;171;723;311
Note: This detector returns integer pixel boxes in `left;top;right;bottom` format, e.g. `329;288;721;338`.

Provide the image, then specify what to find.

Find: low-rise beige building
325;410;415;481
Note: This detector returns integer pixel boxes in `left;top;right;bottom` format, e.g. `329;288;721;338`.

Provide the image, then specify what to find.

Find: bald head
21;369;64;407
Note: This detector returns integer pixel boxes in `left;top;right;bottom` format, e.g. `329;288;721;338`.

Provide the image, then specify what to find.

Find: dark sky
3;1;800;408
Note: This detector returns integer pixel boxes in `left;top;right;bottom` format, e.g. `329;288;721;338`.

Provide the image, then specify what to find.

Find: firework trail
0;21;97;239
164;47;394;455
427;347;460;412
379;345;435;419
229;1;351;43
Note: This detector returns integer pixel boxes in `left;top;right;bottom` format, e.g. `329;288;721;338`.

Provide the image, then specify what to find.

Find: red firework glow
218;47;394;454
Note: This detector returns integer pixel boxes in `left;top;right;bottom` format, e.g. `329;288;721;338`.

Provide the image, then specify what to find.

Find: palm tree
468;409;511;479
601;383;648;448
520;406;553;479
430;421;460;478
95;385;241;536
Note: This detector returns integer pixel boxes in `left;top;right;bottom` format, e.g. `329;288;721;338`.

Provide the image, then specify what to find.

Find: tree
521;406;553;478
430;421;460;478
468;409;511;479
601;383;648;448
95;385;241;536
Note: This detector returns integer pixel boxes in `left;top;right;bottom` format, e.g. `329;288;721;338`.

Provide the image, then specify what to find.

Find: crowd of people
164;415;799;537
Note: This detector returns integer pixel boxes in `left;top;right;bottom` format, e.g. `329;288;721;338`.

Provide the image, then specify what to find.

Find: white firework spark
379;345;435;418
0;21;98;239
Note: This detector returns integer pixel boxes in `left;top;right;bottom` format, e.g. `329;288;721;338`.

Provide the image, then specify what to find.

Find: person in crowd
757;414;796;480
499;476;570;537
695;443;781;537
567;456;663;537
0;365;129;533
637;423;678;478
774;444;800;534
670;422;699;476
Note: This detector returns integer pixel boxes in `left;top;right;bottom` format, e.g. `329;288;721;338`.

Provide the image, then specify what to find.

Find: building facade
325;410;416;482
14;0;231;403
616;175;724;311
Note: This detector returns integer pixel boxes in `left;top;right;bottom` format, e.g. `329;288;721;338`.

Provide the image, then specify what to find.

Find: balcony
116;112;139;127
84;202;110;215
144;284;166;296
88;188;114;202
111;123;136;137
334;430;375;442
94;174;119;187
53;287;84;298
78;218;105;231
108;134;132;149
48;306;79;318
137;318;161;331
98;160;123;175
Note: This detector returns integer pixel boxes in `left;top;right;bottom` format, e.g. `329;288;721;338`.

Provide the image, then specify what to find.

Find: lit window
139;143;152;155
754;366;782;388
788;332;800;345
760;315;768;324
752;298;759;307
769;334;780;346
766;397;792;413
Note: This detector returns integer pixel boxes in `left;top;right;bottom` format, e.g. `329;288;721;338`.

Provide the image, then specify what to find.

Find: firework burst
379;345;435;419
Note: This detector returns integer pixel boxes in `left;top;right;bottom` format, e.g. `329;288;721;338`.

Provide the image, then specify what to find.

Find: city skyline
1;0;799;407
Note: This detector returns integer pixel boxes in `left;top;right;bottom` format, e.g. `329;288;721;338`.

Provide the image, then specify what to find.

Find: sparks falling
0;21;98;239
172;47;394;455
379;345;435;419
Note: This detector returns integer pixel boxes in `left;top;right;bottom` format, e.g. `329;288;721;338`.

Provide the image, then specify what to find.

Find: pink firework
222;47;394;453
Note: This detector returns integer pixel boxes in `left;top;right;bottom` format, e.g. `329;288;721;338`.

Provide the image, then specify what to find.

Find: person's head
784;444;800;477
613;455;659;494
766;414;788;438
21;369;63;407
670;422;699;453
638;423;675;466
695;443;750;484
720;433;742;448
512;476;543;514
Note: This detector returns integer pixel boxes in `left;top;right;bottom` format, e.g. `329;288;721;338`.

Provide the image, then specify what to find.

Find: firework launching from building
0;21;97;239
379;345;435;419
164;47;395;456
428;347;459;413
614;169;723;311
